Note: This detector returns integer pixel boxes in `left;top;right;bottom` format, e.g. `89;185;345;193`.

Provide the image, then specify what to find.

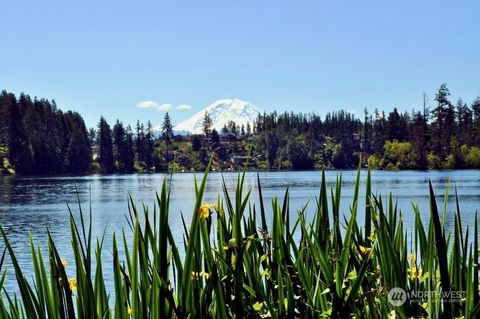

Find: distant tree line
0;91;91;174
1;84;480;174
253;84;480;170
93;113;175;173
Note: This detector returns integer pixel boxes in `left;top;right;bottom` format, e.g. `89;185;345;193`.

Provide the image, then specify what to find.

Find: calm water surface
1;170;480;292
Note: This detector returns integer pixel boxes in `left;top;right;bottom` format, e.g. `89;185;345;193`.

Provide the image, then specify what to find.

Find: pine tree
135;121;146;166
202;111;212;137
191;135;202;151
372;109;387;155
210;129;220;144
431;84;453;159
246;122;251;136
98;116;114;173
10;94;34;174
472;97;480;145
64;111;91;173
266;132;278;168
65;129;91;173
113;120;127;172
144;121;154;169
456;99;472;144
411;111;428;169
162;112;174;164
124;125;135;172
88;127;97;147
362;108;373;154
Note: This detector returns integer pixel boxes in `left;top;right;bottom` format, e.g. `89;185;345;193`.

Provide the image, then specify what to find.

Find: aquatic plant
0;162;479;318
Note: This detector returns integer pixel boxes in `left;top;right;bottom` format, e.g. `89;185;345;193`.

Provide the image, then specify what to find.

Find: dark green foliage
191;135;202;151
431;84;455;159
124;125;136;172
472;97;480;145
0;91;91;175
410;110;429;169
98;117;114;173
3;83;480;174
161;112;174;168
210;129;220;144
144;121;154;168
113;120;135;173
251;84;480;170
202;111;213;137
288;139;314;169
64;112;92;173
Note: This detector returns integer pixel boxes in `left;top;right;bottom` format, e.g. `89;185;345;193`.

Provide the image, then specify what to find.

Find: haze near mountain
174;99;262;135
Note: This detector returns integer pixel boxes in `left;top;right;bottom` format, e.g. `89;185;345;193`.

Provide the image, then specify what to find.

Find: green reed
0;162;479;318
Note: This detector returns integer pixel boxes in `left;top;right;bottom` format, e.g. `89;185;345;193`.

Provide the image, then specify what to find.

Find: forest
1;84;480;175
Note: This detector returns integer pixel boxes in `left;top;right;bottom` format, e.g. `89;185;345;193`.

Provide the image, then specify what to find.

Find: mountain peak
174;99;262;134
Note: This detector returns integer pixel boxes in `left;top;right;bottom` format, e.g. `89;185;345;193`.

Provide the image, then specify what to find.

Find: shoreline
2;167;480;178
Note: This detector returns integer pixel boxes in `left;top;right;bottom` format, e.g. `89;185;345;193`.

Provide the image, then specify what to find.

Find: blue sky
1;1;479;128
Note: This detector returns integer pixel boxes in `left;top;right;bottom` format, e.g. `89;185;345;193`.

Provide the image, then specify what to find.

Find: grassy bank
0;163;479;318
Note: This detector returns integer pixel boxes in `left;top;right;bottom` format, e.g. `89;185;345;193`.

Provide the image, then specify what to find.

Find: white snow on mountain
173;99;262;135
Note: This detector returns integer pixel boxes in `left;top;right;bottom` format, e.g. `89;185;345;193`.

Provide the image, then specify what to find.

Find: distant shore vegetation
1;83;480;175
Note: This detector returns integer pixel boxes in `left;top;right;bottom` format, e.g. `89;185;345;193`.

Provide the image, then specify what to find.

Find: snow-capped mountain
174;99;262;135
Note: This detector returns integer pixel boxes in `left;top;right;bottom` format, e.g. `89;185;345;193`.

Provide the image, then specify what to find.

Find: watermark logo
387;288;466;306
388;287;407;306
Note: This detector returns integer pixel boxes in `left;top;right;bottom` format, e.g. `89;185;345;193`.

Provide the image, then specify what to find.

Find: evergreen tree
210;129;220;144
362;108;373;154
191;135;202;151
113;120;127;172
456;99;472;144
1;92;32;173
288;139;314;169
472;97;480;145
63;111;91;173
65;129;91;173
266;132;278;168
221;124;228;135
372;109;387;155
246;122;252;136
410;111;428;169
162;112;174;164
135;120;146;165
144;121;154;169
124;125;135;172
202;111;213;137
431;84;453;159
162;112;174;142
88;127;97;147
97;116;114;173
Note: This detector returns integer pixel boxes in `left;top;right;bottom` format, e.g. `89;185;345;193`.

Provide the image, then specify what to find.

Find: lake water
1;170;480;293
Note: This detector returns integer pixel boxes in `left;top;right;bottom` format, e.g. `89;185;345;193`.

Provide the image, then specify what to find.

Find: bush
382;140;415;169
427;152;442;169
464;146;480;168
367;155;382;169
